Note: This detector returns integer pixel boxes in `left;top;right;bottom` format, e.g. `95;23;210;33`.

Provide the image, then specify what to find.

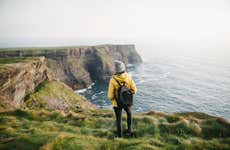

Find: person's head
114;60;126;74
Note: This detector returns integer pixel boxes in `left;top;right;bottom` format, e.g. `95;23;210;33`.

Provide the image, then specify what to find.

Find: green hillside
0;107;229;150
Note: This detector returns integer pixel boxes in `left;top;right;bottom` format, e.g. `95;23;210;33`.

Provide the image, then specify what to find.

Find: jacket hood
113;72;130;83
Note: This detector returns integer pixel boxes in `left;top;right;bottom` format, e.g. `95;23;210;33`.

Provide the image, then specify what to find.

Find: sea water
78;53;230;120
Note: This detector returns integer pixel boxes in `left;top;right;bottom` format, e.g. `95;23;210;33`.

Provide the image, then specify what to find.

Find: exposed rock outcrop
0;57;97;112
0;57;52;110
0;44;142;90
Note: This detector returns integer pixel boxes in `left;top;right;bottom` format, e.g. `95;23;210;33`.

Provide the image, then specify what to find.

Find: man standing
108;60;137;137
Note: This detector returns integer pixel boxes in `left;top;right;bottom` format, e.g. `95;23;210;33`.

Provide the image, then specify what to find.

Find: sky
0;0;230;57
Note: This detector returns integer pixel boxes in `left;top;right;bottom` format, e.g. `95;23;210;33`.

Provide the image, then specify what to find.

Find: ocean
77;52;230;120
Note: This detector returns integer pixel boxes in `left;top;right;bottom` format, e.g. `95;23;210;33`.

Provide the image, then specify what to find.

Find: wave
75;82;95;93
78;55;230;120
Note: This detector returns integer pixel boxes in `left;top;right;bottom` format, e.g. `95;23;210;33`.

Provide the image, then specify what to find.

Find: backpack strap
113;77;122;87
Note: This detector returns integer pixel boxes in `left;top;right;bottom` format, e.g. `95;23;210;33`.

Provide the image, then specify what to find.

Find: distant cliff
0;44;142;90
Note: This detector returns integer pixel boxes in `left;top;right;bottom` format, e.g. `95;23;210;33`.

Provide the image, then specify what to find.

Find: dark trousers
114;106;132;137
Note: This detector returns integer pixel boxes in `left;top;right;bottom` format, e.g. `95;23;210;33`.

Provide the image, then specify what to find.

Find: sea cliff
0;44;142;90
0;45;229;150
0;57;96;112
0;44;142;111
0;57;51;110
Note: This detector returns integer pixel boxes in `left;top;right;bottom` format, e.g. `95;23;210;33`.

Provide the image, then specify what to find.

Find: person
108;60;137;137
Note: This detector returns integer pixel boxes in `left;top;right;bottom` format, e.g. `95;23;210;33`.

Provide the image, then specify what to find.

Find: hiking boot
128;128;132;134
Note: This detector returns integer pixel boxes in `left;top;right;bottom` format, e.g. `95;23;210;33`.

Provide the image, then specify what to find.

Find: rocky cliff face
0;44;142;111
0;57;52;110
0;44;142;90
0;57;96;112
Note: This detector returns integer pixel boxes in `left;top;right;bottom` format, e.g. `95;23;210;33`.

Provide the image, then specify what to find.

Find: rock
0;44;142;90
0;44;142;111
0;57;53;111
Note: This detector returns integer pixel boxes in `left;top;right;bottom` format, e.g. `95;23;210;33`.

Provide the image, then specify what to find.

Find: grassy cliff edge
0;108;229;150
0;81;230;150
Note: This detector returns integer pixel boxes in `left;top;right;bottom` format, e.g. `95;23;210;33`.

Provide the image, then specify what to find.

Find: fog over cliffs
0;0;230;57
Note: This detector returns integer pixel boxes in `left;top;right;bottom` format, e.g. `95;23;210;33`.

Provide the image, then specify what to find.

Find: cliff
0;44;142;90
0;44;141;113
0;57;96;112
0;57;51;110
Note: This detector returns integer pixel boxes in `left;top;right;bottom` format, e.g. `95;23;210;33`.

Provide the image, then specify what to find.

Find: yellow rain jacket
107;72;137;107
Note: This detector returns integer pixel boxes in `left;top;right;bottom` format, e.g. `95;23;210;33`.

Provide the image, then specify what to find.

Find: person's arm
130;77;137;94
108;78;115;101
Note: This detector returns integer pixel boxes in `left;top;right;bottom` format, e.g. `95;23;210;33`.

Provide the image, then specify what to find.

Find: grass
0;108;229;150
25;81;95;112
0;46;85;52
0;57;28;64
0;44;128;51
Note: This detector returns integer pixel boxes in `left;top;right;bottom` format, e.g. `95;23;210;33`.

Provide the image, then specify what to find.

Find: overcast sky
0;0;230;56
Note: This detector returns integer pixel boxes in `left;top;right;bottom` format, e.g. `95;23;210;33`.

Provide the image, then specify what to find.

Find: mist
0;0;230;59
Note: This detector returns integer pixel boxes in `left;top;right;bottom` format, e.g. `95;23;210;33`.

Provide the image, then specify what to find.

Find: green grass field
0;108;229;150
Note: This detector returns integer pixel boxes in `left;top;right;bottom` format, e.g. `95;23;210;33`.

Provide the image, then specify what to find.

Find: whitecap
87;82;95;89
92;94;97;100
98;91;104;94
75;88;87;93
75;82;95;93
